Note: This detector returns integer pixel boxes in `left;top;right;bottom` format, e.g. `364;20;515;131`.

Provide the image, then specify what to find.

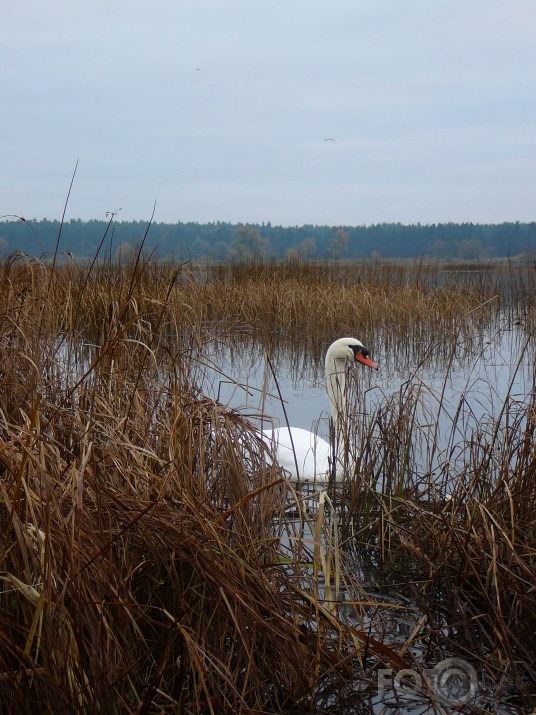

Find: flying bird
324;138;337;142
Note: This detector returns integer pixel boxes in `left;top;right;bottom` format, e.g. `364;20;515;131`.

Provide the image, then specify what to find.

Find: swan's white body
262;425;332;481
261;337;377;485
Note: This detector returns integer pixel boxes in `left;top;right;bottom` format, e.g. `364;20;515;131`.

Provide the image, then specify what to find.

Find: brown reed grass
1;250;534;712
341;348;536;707
0;252;409;714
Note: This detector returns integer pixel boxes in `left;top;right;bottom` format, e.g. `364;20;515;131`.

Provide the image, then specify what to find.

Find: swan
261;337;378;485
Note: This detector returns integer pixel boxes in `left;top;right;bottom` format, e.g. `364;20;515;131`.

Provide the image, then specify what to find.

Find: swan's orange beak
356;350;378;370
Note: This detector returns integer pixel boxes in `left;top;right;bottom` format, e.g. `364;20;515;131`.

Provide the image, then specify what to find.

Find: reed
342;343;536;706
1;250;534;712
0;252;405;714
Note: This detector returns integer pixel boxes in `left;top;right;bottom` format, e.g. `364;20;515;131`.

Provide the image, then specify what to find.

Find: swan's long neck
325;351;347;427
325;349;352;478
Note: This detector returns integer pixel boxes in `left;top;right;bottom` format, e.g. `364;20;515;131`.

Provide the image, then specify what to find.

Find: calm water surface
198;320;533;454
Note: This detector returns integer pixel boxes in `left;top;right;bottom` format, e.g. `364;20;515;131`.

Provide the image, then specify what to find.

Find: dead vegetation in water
1;250;535;712
339;354;536;707
201;260;499;358
24;253;536;360
0;253;410;714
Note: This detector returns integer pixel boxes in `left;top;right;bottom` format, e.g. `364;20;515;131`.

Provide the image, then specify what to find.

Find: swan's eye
361;348;370;358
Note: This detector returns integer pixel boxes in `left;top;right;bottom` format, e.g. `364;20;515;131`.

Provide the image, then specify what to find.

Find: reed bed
338;349;536;708
201;261;493;356
0;253;404;714
35;255;536;358
1;250;535;712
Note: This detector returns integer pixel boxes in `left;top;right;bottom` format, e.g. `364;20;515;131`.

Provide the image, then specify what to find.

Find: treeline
1;218;535;261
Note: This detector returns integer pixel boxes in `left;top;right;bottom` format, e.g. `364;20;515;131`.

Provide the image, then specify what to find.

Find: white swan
261;337;378;485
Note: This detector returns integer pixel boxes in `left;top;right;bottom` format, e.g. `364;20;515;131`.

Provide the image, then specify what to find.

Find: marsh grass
1;249;535;712
0;251;407;714
339;340;536;706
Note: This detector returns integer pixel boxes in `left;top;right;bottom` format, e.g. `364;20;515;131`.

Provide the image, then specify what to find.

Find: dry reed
0;252;406;714
1;250;534;712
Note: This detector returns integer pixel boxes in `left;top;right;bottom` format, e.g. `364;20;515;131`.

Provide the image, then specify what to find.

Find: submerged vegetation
0;247;535;713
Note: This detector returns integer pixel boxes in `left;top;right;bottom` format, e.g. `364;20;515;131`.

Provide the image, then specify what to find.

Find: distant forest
1;218;535;261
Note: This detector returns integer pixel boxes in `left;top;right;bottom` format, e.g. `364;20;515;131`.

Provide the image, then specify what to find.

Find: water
50;319;532;712
196;321;533;468
194;321;533;713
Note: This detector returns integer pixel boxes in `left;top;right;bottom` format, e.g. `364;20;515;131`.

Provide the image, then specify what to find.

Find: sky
2;0;536;226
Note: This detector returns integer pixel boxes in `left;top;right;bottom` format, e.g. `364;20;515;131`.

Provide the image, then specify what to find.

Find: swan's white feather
261;426;332;482
258;337;377;486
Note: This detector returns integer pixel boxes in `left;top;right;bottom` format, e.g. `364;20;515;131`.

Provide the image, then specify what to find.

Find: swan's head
326;337;378;370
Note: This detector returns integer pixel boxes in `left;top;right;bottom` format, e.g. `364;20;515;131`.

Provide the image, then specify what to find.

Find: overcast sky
3;1;535;226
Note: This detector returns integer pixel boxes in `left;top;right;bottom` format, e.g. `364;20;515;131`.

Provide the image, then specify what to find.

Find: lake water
193;322;531;713
196;319;534;476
